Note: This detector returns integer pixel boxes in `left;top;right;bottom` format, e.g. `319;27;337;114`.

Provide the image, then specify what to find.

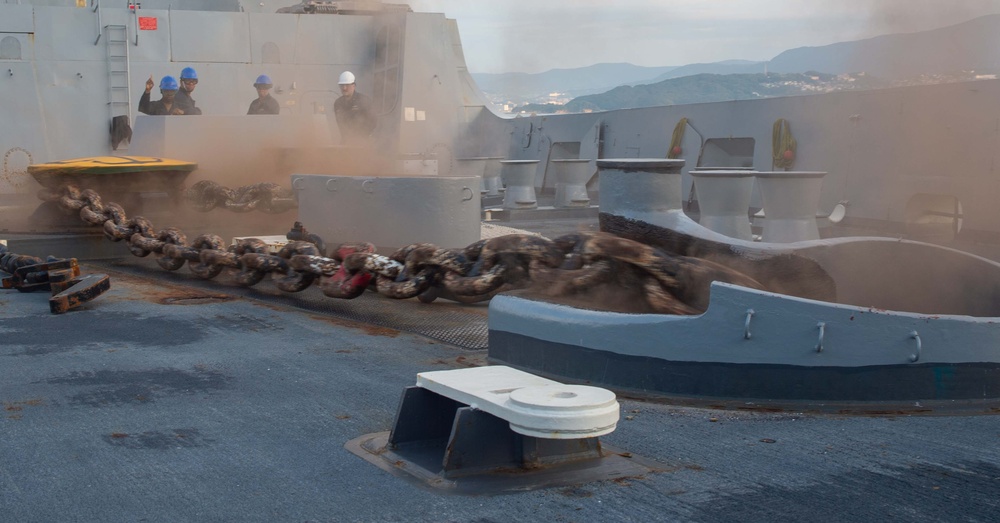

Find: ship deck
2;213;1000;522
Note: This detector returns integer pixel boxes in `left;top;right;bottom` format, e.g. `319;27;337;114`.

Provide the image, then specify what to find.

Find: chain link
183;180;297;214
35;184;764;313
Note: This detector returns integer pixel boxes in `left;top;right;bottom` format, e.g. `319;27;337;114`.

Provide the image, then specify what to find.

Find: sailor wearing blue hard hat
138;75;185;115
174;67;202;115
247;74;280;115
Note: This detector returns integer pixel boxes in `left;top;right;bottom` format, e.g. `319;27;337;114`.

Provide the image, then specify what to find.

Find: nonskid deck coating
1;263;1000;522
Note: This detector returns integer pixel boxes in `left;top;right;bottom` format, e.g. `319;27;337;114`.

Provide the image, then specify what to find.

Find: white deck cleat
416;366;619;439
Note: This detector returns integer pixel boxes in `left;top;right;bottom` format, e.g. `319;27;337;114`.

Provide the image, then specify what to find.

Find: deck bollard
597;159;686;221
755;171;828;242
501;160;540;209
690;168;757;240
550;159;593;208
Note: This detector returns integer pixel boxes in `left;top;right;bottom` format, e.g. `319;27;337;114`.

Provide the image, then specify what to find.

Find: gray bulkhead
468;80;1000;241
0;1;486;191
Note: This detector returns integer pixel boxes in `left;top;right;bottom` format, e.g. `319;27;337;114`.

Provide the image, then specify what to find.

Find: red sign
138;17;157;30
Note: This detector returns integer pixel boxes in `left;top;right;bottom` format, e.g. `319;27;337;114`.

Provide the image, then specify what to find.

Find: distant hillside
481;14;1000;111
471;63;677;99
768;14;1000;78
638;60;766;84
558;72;881;112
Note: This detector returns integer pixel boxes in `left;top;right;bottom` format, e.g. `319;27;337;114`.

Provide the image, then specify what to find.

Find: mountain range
473;14;1000;111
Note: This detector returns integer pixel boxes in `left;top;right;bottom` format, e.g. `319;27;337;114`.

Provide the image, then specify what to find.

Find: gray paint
469;80;1000;246
1;3;475;193
489;280;1000;367
550;159;591;208
755;171;828;242
689;169;756;240
291;173;480;252
7;1;1000;255
500;160;539;209
597;159;686;221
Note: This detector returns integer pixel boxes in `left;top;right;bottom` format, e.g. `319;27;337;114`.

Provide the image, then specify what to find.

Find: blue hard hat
180;67;198;80
254;74;273;87
159;75;179;91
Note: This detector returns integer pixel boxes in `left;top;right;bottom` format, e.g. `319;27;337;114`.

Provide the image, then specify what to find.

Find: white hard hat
338;71;356;85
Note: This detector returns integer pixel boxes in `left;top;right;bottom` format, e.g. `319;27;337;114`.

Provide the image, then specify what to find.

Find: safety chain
36;184;764;313
183;180;297;214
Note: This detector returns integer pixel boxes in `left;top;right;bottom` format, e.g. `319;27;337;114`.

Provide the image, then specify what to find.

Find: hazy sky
407;0;1000;74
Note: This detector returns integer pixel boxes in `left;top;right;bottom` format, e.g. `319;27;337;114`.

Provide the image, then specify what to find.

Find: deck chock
345;366;662;494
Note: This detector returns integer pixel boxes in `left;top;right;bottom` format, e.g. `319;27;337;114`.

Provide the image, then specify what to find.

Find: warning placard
138;17;158;30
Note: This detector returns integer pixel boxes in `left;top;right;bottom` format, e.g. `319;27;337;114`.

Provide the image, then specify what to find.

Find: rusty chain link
183;180;297;214
35;184;764;313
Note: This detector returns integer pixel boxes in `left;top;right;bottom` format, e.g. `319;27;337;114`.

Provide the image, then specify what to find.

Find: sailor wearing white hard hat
333;70;376;144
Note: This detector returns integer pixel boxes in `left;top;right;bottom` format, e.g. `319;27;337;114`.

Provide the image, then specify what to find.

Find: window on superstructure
0;36;21;61
262;42;280;64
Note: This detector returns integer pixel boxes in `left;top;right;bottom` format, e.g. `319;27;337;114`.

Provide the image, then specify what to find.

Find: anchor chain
183;180;297;214
35;183;764;313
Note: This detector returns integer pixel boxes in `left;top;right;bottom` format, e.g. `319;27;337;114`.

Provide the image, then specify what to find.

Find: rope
667;118;688;159
772;118;797;170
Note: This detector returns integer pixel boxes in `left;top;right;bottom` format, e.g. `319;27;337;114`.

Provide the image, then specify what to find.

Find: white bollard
690;169;757;240
755;171;828;242
551;159;593;208
597;159;686;220
483;157;505;197
500;160;540;209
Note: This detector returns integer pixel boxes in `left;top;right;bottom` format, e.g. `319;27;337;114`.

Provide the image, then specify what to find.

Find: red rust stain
157;292;234;305
4;398;44;412
737;405;785;413
361;325;400;338
425;355;486;368
310;315;399;337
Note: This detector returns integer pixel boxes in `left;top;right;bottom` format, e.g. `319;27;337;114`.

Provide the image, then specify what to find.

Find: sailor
247;75;280;115
333;71;376;145
138;75;183;115
175;67;203;115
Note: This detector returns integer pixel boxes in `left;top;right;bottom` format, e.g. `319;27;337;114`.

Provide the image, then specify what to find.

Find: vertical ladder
105;24;131;140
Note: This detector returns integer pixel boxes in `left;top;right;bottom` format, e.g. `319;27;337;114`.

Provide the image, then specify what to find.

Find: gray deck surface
2;259;999;523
